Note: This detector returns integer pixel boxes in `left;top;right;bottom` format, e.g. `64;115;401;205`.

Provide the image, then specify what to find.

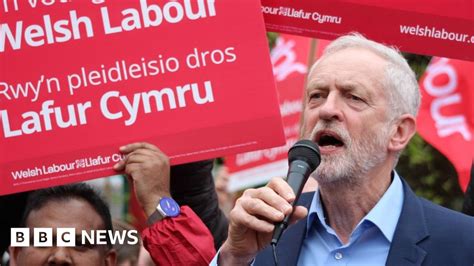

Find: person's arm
114;142;217;265
170;160;228;249
142;206;216;265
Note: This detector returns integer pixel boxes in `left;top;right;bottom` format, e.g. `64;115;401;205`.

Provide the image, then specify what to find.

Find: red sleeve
142;205;216;266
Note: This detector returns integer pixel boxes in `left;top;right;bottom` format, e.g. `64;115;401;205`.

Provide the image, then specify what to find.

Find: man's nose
318;93;343;122
47;247;73;265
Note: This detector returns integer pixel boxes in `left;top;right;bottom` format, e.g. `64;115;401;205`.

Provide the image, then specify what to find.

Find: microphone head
288;140;321;171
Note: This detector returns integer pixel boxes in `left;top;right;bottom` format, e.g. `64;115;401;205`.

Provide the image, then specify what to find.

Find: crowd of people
1;33;473;266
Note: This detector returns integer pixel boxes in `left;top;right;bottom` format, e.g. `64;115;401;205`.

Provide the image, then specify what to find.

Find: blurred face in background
9;198;116;266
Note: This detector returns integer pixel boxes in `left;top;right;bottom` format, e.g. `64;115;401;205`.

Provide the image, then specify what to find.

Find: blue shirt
298;172;404;266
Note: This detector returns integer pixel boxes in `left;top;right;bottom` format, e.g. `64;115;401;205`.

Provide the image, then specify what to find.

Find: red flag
417;57;474;191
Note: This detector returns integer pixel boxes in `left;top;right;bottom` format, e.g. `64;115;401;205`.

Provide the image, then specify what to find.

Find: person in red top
141;206;215;265
114;142;224;265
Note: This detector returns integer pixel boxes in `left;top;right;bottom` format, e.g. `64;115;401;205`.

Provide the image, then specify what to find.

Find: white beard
309;120;390;185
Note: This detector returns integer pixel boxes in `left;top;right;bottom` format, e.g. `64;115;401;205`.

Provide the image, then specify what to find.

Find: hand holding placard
114;142;170;217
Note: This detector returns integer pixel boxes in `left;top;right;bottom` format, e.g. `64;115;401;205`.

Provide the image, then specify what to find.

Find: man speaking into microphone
213;33;474;266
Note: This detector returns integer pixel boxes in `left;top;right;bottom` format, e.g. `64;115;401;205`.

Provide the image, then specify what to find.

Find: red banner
0;0;285;195
226;35;329;191
261;0;474;61
418;57;474;192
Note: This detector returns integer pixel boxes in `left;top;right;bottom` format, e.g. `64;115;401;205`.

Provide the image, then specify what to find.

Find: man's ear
388;114;417;152
105;248;117;266
9;246;21;266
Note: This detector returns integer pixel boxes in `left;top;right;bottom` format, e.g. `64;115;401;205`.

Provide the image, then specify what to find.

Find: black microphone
271;140;320;246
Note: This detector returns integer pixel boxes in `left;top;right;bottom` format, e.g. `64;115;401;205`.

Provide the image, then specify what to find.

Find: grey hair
308;33;421;119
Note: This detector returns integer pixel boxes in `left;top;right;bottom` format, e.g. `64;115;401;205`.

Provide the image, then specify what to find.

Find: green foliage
402;52;431;80
397;134;464;210
267;32;278;49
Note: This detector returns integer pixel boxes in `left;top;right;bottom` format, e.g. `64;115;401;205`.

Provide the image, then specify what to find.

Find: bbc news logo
11;228;139;247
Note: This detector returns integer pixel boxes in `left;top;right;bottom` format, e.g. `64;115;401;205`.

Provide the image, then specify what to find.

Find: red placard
226;35;329;191
0;0;285;195
261;0;474;61
417;57;474;192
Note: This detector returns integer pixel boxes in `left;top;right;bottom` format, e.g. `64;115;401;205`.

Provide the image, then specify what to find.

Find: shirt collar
306;185;327;236
306;171;404;242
